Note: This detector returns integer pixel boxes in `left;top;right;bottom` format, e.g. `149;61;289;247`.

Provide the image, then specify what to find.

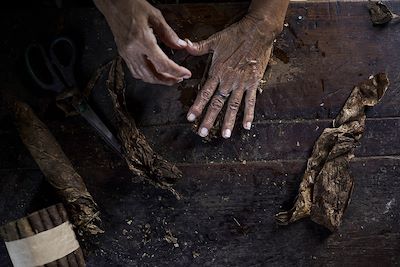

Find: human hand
95;0;191;85
185;16;282;138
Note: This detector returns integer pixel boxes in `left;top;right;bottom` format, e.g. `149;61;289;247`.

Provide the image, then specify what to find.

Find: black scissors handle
25;36;77;93
49;37;77;88
25;43;64;92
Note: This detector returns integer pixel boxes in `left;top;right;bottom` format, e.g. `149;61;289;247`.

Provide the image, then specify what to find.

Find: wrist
246;0;289;37
93;0;108;11
94;0;125;18
243;13;284;38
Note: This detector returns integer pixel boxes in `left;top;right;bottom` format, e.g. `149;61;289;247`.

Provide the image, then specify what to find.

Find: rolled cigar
57;204;86;267
14;101;102;236
1;221;19;242
0;226;7;242
47;205;79;266
27;212;57;267
39;209;70;267
16;217;35;239
27;212;45;234
16;217;44;267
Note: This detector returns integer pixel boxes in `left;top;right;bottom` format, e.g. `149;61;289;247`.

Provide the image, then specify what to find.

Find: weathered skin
94;0;192;85
94;0;290;138
185;0;290;138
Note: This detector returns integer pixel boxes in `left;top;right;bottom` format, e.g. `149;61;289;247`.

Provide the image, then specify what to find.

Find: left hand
185;15;281;138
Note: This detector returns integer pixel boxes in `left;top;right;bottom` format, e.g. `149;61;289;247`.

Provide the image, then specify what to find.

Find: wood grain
0;2;399;266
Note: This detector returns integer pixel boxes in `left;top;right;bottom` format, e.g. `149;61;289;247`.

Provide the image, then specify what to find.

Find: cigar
57;204;86;267
14;101;103;236
47;205;79;266
27;211;57;267
16;218;45;267
1;221;19;242
40;209;70;267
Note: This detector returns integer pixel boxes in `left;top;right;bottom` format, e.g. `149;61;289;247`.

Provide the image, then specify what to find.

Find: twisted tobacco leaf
100;58;182;199
276;73;390;231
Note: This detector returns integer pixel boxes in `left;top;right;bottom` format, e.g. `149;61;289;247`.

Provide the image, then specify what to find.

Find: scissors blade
74;100;122;156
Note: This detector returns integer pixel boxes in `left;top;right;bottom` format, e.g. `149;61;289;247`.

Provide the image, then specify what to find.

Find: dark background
0;1;399;266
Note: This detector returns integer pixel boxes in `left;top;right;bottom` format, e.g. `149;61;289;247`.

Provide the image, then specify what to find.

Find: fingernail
199;127;208;137
223;129;231;139
187;39;193;46
177;78;184;83
183;74;191;79
187;113;196;122
178;39;187;47
244;122;252;130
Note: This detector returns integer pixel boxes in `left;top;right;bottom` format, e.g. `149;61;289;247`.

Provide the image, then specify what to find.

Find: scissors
25;36;122;155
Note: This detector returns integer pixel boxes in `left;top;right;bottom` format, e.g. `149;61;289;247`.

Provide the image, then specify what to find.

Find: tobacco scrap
367;1;399;25
276;73;389;231
14;101;103;236
102;58;182;198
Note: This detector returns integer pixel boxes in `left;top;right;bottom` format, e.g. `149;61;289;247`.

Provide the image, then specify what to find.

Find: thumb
151;15;187;50
185;37;214;56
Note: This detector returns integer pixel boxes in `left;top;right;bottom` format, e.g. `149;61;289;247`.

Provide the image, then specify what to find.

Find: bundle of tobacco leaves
276;73;390;231
87;58;182;199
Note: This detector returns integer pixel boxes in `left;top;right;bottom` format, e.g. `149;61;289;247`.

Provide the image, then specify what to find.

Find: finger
150;14;187;49
119;46;158;83
141;65;180;85
185;37;215;56
125;62;141;80
243;83;259;130
147;44;192;79
143;56;184;85
127;56;180;86
222;87;244;138
198;82;232;138
186;77;219;122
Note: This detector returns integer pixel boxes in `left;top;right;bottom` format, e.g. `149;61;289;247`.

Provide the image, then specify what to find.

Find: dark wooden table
1;2;399;266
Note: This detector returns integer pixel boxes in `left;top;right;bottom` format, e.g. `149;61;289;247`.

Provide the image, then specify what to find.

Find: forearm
93;0;118;14
95;0;128;24
93;0;110;14
247;0;290;35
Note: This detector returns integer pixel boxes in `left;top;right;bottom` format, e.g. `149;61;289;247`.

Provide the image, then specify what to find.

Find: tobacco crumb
367;1;397;25
192;251;200;258
164;229;179;247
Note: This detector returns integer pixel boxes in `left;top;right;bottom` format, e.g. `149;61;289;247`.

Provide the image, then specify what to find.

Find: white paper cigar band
5;221;80;267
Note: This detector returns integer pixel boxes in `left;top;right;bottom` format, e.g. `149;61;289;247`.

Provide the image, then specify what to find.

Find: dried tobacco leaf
14;101;103;236
276;73;389;231
104;58;182;199
367;1;399;25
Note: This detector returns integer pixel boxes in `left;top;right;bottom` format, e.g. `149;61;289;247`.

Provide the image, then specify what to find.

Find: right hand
95;0;192;85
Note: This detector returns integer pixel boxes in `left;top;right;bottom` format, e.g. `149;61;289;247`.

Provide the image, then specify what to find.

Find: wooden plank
1;158;399;266
0;2;399;266
1;116;399;169
122;2;400;126
138;117;400;163
1;3;400;126
0;117;400;169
